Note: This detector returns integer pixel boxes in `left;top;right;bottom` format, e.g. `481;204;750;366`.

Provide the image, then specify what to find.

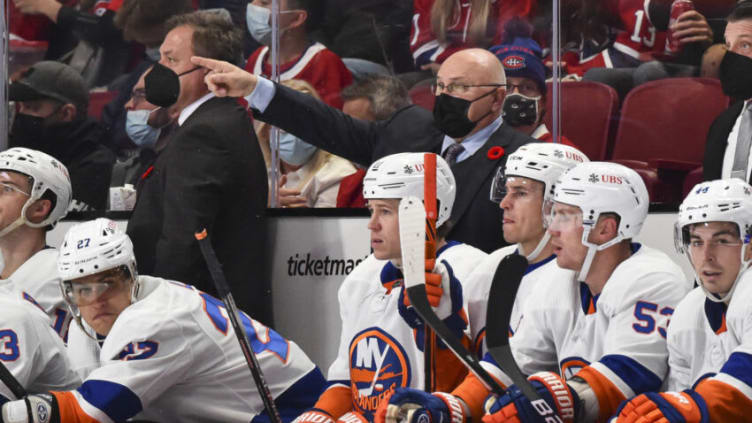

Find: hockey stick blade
398;198;506;396
0;360;26;399
485;253;541;402
195;229;282;423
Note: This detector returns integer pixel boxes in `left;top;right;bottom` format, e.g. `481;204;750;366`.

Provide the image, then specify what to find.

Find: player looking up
379;162;689;423
611;178;752;422
292;153;486;423
0;147;73;340
0;218;325;423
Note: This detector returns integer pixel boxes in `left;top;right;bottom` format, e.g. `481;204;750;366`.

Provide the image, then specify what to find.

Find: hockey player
465;142;588;355
292;153;486;423
0;147;73;340
610;179;752;422
0;218;326;423
0;291;80;403
379;162;689;423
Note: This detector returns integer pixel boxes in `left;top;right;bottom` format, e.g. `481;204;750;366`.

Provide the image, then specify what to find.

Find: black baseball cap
9;61;88;110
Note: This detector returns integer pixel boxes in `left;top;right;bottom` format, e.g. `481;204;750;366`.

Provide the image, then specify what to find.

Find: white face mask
245;3;298;46
126;109;161;149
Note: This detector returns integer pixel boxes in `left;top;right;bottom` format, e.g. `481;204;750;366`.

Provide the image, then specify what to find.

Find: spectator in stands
100;0;193;156
571;0;713;99
410;0;535;73
126;11;273;325
491;33;577;146
12;0;130;87
8;61;114;211
703;1;752;182
259;79;356;208
337;75;413;208
244;0;353;108
193;47;536;253
110;67;177;188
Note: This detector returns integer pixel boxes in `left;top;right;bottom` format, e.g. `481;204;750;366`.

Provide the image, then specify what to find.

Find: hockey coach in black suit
192;48;535;253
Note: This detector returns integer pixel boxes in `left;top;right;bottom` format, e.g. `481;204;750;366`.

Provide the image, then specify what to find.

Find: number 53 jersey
61;276;325;423
503;244;690;421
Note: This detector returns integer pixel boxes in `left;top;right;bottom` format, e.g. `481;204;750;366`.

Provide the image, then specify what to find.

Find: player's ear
595;214;619;241
25;199;52;224
744;242;752;263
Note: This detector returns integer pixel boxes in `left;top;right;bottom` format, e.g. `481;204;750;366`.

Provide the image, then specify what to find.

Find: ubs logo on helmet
588;174;623;184
502;56;525;69
349;328;411;419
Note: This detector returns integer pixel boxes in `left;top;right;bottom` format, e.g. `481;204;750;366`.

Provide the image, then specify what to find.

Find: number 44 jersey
61;276;325;423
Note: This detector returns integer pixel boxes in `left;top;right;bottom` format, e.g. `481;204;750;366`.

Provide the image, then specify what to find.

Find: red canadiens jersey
410;0;535;67
567;0;669;76
245;42;353;109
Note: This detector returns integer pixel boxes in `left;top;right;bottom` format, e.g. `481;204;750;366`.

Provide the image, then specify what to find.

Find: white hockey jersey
481;244;689;420
326;242;486;420
0;293;80;402
0;248;71;341
464;245;558;355
665;272;752;420
60;276;325;423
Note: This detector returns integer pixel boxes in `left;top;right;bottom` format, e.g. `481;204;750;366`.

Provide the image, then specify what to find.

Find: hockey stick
423;153;437;393
398;198;505;397
195;229;282;423
484;253;542;402
0;360;26;399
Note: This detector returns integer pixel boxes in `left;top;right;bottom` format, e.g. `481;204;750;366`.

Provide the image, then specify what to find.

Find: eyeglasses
507;82;541;97
0;182;30;197
431;80;505;95
64;277;129;306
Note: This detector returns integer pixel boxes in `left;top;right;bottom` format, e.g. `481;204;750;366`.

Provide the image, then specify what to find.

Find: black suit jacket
703;101;745;181
257;84;536;253
128;97;272;324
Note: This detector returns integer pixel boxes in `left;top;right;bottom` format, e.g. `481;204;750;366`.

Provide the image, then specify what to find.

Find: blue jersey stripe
720;351;752;389
76;379;142;422
252;368;326;423
599;355;663;394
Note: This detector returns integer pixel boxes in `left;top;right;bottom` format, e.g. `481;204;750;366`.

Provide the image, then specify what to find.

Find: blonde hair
431;0;491;46
256;79;331;191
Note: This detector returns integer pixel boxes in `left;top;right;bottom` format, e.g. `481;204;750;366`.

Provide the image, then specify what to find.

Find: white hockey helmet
0;147;72;236
363;152;456;227
491;143;589;203
675;179;752;302
58;218;138;282
547;161;649;280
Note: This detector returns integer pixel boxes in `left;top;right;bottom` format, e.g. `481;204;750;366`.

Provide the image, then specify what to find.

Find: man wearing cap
490;37;576;147
9;61;115;211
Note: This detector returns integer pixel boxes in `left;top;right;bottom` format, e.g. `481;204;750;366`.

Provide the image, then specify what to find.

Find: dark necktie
443;143;465;165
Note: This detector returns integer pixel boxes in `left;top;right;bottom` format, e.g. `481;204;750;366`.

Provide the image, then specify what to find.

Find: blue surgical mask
126;109;161;148
246;3;273;45
278;132;317;166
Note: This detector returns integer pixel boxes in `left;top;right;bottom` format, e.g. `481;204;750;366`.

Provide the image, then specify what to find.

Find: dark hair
115;0;193;47
288;0;323;32
341;75;411;120
166;10;244;65
728;1;752;22
437;218;454;240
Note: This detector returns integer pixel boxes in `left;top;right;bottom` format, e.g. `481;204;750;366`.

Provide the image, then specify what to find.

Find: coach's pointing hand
191;56;258;98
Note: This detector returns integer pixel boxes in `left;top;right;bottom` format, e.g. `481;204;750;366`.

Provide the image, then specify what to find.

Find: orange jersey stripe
51;391;101;423
696;378;752;422
576;366;627;422
314;385;353;419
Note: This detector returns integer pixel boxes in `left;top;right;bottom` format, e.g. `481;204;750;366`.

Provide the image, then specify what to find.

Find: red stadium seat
611;78;728;204
682;166;704;199
544;81;619;161
408;82;435;111
88;91;118;121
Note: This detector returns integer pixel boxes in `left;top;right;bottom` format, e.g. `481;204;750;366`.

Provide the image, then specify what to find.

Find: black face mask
720;50;752;100
502;93;540;127
433;89;496;138
9;113;78;156
145;62;203;108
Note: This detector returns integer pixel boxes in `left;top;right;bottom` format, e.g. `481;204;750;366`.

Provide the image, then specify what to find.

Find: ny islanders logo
349;328;411;419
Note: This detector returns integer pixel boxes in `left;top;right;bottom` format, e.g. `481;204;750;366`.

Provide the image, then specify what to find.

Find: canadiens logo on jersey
349;328;411;419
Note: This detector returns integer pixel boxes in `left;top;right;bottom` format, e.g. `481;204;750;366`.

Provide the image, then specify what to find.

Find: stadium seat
682;166;704;199
611;78;728;204
408;80;435;111
88;91;117;121
543;80;619;161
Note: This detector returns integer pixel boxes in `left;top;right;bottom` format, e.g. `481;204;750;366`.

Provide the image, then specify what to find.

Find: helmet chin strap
576;226;623;282
0;216;26;238
523;231;550;262
694;246;751;303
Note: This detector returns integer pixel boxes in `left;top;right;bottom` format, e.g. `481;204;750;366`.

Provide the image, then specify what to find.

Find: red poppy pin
487;146;505;160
